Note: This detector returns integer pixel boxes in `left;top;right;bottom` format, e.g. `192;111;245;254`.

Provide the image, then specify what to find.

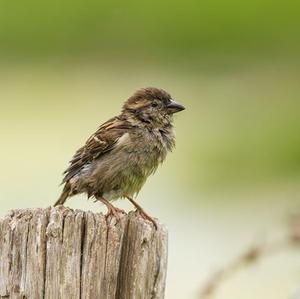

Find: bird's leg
95;196;126;220
126;196;158;229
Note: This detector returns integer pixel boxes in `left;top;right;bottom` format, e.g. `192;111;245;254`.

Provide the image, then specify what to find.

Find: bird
54;87;185;227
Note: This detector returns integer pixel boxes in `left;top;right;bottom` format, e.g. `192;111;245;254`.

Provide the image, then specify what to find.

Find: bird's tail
54;183;71;206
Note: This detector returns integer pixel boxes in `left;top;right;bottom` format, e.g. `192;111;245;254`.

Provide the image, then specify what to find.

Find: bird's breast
87;128;175;198
128;128;175;166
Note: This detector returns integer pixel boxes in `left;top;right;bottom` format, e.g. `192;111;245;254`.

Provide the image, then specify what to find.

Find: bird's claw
135;209;158;230
105;206;126;222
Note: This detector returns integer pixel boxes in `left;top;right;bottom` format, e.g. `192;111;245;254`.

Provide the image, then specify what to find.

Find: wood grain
0;207;168;299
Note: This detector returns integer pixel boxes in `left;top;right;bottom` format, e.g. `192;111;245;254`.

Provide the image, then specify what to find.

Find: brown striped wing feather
62;116;132;183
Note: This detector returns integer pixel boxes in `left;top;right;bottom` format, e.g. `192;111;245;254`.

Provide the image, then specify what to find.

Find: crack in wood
0;207;168;299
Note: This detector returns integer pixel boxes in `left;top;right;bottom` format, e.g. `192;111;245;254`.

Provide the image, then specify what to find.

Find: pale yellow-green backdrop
0;1;300;298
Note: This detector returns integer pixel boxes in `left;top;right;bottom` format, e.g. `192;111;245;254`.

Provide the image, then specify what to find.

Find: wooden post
0;207;168;299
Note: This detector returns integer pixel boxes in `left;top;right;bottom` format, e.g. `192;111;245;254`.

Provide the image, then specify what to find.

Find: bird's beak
167;99;185;113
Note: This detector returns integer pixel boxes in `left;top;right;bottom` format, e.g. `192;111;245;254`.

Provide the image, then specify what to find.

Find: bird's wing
62;116;132;183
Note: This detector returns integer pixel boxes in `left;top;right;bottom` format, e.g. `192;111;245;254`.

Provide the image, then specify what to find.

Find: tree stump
0;207;168;299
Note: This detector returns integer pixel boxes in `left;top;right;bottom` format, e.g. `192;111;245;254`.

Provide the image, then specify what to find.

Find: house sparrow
54;87;185;227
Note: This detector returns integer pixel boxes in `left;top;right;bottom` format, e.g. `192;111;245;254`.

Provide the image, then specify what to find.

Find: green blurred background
0;1;300;298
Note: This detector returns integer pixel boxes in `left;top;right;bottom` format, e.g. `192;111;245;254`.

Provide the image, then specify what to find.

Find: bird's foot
126;196;158;229
104;203;126;222
95;196;126;222
105;205;126;221
135;208;158;230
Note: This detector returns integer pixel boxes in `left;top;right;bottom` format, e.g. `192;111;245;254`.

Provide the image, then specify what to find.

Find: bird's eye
152;102;159;108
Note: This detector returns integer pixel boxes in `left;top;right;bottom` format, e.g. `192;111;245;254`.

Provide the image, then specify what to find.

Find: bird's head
122;87;185;128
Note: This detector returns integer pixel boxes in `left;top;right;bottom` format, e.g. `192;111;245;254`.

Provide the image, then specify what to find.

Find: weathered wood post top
0;207;168;299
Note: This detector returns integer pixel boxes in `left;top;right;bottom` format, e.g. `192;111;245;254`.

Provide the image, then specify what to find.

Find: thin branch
199;212;300;299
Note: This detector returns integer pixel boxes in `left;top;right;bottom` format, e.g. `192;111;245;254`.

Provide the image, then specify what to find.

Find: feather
62;116;132;183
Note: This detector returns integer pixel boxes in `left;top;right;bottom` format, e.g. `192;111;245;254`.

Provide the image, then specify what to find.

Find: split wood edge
0;207;168;299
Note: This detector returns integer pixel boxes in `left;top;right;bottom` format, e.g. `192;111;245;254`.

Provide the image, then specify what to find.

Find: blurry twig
199;212;300;299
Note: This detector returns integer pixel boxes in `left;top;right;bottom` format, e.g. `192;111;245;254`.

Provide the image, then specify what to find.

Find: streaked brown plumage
54;87;185;227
